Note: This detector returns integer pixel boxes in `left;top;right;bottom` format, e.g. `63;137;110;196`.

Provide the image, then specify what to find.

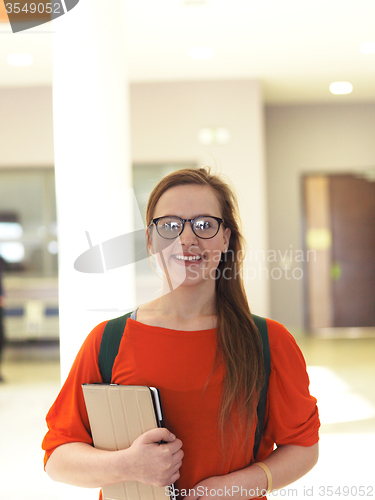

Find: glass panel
0;169;58;277
0;168;59;341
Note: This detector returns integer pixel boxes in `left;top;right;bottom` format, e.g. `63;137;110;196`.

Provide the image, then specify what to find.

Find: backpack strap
98;311;133;383
252;314;271;461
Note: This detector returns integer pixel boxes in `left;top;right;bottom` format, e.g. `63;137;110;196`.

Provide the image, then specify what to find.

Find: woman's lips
172;254;203;265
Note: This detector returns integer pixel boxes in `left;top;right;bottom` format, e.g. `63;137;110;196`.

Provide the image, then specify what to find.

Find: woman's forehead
153;184;221;217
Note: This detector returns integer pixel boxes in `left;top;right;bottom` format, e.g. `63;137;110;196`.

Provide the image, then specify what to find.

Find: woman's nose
179;222;198;244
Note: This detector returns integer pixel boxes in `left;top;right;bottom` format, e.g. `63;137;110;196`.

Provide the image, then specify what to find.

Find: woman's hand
45;428;183;489
125;428;184;487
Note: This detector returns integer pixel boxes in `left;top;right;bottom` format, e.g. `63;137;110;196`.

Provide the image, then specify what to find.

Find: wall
265;103;375;329
130;80;269;315
0;87;54;167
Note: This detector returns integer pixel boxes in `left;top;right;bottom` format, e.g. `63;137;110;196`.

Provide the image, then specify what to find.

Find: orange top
42;318;319;499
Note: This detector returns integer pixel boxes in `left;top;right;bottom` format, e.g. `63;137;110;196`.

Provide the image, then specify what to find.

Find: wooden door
329;175;375;327
303;173;375;329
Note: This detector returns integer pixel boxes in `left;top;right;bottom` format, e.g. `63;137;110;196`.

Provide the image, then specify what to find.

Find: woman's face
148;184;231;289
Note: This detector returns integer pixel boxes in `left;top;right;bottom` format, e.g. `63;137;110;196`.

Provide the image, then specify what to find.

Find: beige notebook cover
82;384;176;500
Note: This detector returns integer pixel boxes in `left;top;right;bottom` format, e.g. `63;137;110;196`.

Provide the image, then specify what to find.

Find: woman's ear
223;227;231;252
147;227;160;256
146;227;153;255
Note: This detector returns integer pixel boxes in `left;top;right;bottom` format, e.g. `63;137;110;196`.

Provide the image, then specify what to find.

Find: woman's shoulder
261;317;310;379
263;316;304;359
78;319;110;356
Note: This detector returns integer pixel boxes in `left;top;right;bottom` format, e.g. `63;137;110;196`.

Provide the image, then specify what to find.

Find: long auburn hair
145;167;265;448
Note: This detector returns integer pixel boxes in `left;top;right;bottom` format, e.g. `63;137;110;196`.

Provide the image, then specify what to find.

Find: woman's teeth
175;255;202;261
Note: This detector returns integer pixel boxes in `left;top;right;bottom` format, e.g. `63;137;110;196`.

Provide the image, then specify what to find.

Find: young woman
42;168;319;499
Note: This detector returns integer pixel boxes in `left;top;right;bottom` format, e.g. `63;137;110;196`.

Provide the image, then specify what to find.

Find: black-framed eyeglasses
149;215;224;240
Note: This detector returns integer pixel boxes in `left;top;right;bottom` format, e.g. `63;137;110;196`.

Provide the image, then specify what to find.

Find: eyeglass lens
156;216;220;239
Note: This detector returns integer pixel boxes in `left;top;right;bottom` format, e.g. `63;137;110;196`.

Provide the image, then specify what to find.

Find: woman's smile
172;253;204;265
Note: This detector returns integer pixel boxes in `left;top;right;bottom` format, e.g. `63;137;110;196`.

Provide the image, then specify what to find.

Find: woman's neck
139;279;217;329
162;274;216;317
159;290;216;321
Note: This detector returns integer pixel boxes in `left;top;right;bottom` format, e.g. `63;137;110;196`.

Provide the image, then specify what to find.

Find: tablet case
82;384;175;500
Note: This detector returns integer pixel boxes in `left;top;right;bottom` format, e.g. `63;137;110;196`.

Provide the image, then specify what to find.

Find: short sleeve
260;319;320;453
41;320;108;467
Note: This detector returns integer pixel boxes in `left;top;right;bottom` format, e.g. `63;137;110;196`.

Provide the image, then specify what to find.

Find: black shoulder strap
98;311;132;383
252;314;271;461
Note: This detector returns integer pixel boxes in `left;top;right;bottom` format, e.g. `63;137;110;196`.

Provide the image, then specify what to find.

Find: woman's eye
165;222;180;231
195;221;210;230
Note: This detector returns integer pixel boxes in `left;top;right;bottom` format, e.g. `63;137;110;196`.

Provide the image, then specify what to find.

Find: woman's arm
187;442;319;499
45;428;184;489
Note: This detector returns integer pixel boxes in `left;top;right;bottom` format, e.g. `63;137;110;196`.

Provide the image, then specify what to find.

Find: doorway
302;173;375;331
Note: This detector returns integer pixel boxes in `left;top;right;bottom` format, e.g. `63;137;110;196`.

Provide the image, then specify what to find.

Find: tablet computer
82;384;177;500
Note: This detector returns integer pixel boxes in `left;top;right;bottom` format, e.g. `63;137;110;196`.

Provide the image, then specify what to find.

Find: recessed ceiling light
7;53;33;66
198;128;215;145
198;127;231;145
329;82;353;95
188;47;215;60
215;128;231;145
360;41;375;54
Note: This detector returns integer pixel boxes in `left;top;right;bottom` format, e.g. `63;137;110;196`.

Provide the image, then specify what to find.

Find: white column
53;0;135;381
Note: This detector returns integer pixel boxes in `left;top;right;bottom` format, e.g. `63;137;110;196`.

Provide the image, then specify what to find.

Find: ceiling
1;0;375;104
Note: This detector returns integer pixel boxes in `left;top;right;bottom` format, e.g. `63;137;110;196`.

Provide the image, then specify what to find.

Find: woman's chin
167;268;216;290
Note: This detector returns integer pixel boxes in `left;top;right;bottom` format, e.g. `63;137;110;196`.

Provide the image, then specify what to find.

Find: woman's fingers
127;428;183;487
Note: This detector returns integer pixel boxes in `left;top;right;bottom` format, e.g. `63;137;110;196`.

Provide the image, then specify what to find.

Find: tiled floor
1;335;374;500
